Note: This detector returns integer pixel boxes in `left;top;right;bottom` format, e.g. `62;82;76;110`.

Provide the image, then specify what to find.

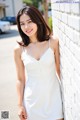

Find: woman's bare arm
54;39;60;79
14;45;26;107
50;37;60;79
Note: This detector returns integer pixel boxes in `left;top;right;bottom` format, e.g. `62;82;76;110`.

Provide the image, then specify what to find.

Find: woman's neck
29;36;38;43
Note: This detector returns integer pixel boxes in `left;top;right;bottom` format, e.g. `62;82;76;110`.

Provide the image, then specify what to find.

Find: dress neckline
22;40;54;62
25;47;53;62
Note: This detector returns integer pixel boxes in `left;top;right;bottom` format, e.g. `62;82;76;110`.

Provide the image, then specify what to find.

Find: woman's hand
18;105;27;120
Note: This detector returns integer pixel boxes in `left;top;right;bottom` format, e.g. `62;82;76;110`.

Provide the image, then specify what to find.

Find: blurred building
0;0;23;18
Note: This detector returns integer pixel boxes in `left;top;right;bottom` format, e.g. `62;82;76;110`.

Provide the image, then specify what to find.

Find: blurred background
0;0;52;33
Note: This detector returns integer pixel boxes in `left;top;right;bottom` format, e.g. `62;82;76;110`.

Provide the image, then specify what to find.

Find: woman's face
20;14;38;38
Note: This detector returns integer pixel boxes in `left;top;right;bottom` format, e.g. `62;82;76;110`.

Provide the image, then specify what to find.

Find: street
0;25;21;120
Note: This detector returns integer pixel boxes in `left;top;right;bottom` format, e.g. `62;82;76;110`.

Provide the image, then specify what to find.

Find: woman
14;6;64;120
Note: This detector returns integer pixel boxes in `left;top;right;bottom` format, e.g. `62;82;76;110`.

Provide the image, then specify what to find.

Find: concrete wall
51;0;80;120
13;0;23;16
5;0;23;16
5;0;14;16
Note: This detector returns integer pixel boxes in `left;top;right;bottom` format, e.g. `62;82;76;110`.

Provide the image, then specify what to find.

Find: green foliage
48;17;52;31
33;0;42;8
23;0;33;5
23;0;42;8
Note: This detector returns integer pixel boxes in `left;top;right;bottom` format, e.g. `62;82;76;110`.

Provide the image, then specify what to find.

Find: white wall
5;0;14;16
0;0;4;4
51;0;80;120
13;0;23;16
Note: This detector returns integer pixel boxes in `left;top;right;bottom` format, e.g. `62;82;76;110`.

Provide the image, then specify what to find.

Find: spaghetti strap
49;39;50;48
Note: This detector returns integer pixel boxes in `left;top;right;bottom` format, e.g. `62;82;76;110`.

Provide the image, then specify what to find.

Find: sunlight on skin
57;118;64;120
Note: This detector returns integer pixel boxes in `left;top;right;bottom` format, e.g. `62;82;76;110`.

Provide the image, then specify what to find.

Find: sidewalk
0;25;21;120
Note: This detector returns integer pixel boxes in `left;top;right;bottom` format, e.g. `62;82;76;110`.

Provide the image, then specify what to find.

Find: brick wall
51;0;80;120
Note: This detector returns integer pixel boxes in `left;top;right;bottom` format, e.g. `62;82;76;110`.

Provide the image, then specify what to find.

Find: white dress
21;40;63;120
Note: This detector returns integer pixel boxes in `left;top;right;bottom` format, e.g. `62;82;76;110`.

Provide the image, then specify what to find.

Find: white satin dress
21;40;63;120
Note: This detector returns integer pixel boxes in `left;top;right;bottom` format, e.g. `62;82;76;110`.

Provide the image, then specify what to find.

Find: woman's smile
26;29;33;34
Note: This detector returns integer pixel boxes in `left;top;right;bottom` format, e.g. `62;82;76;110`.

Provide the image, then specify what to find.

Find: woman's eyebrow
20;19;31;23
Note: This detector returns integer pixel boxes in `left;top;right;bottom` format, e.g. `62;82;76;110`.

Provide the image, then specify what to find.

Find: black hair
16;6;51;46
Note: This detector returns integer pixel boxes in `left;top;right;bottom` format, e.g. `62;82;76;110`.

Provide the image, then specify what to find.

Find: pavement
0;25;21;120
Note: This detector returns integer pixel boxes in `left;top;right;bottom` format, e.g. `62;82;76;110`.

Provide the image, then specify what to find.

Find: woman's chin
25;33;33;37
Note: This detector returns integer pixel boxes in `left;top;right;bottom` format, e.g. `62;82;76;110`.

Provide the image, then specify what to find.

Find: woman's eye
20;23;24;26
28;20;32;23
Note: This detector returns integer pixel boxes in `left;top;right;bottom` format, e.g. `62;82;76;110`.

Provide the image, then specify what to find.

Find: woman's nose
24;24;29;29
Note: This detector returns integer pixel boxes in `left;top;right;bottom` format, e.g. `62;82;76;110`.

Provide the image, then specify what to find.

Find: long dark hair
16;6;51;46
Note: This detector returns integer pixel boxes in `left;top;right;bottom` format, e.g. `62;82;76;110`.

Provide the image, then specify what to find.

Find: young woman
14;6;64;120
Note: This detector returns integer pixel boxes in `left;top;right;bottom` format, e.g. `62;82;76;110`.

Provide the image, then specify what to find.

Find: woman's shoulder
14;43;22;57
50;35;59;50
50;35;59;45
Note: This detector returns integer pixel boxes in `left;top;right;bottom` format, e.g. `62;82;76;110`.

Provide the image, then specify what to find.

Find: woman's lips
26;29;33;33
